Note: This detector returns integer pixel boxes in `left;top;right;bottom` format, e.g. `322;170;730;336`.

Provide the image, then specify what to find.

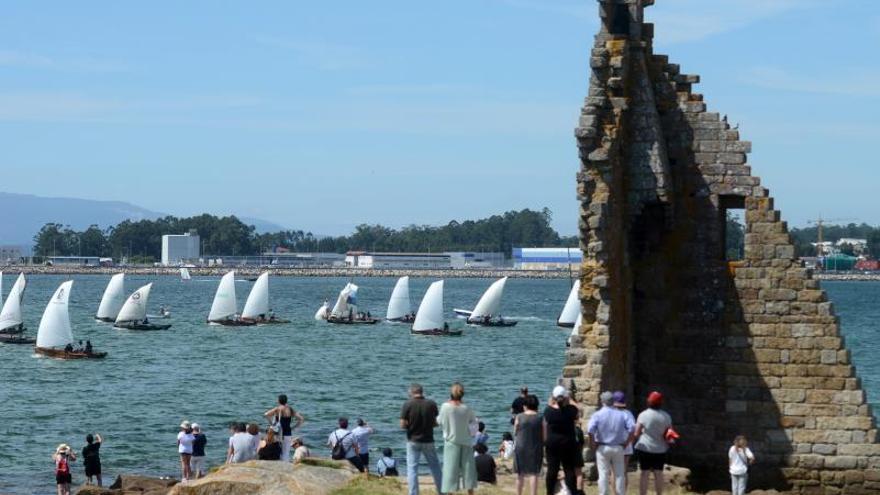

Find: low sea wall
814;272;880;282
10;265;576;279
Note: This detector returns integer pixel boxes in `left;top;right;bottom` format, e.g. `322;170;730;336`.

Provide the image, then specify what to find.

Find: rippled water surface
0;274;573;493
1;277;877;493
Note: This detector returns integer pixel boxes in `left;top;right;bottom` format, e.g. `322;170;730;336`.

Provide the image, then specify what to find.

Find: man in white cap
587;391;635;495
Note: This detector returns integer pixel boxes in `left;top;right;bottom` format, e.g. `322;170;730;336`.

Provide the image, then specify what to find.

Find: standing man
190;424;207;479
400;383;444;495
510;386;529;425
587;391;635;495
352;418;374;468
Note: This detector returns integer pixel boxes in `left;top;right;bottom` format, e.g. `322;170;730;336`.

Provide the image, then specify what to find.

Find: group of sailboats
95;273;172;331
207;271;288;326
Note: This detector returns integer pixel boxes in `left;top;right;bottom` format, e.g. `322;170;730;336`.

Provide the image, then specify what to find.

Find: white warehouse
161;233;200;266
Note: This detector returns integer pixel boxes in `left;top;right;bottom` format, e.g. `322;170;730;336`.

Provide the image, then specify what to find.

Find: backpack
56;456;70;475
331;432;351;460
379;459;398;477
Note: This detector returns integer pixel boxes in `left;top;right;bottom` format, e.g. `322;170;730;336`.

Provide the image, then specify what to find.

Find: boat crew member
85;341;93;354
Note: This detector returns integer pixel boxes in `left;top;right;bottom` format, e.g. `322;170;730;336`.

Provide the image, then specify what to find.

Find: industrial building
345;251;451;269
0;246;22;264
512;247;582;270
161;232;200;266
445;251;506;269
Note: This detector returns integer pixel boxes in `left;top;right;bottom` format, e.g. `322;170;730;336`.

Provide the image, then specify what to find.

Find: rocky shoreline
6;266;576;279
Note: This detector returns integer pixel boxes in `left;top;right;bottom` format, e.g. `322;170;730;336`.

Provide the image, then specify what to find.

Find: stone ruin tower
567;0;880;490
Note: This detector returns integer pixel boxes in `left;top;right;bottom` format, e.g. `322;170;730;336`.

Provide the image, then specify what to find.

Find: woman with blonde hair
53;444;77;495
438;382;478;494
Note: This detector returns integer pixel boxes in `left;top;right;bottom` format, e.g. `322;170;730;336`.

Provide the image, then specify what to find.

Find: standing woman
438;382;478;495
53;444;76;495
514;394;543;495
264;394;305;462
82;433;103;486
543;386;580;495
177;421;196;481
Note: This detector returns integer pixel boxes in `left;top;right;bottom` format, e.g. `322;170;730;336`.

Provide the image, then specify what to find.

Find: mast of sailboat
567;247;574;288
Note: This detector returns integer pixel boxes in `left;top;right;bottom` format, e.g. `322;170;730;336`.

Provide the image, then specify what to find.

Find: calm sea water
0;277;876;494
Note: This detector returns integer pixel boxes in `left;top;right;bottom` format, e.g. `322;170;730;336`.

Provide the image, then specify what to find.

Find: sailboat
557;280;581;328
326;283;379;324
454;277;517;327
567;312;583;347
180;267;192;281
207;271;255;326
114;283;172;330
95;273;126;322
412;281;461;336
241;272;289;324
314;301;330;321
0;273;33;344
35;281;106;359
386;276;414;323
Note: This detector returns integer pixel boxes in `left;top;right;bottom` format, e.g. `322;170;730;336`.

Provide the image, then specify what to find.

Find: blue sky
1;0;877;235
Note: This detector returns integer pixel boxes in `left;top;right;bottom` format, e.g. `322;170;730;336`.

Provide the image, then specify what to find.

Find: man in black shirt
510;386;529;424
474;443;497;484
191;424;208;479
400;383;443;495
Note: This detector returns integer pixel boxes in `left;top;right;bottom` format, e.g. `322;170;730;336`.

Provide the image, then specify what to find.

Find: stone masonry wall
567;1;880;492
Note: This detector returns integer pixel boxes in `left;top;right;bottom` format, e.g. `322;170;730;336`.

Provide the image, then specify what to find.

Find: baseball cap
612;391;626;406
647;391;663;407
552;385;569;399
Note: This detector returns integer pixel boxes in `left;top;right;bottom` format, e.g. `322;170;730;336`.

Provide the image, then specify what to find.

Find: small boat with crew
557;280;581;328
386;276;415;323
0;333;35;344
114;283;172;331
325;283;380;324
95;273;126;322
240;272;290;324
0;273;28;335
455;277;517;327
35;281;106;359
411;280;461;336
180;267;192;281
207;271;256;326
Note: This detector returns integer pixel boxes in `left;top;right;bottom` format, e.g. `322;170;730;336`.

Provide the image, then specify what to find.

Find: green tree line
789;223;880;258
32;208;578;261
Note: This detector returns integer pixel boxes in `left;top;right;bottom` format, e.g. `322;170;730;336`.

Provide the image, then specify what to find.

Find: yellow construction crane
807;215;856;256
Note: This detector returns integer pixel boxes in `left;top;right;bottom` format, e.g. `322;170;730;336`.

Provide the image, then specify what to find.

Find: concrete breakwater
11;265;576;279
814;272;880;282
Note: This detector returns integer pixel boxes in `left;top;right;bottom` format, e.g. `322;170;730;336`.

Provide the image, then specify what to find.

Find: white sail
116;283;152;323
241;272;270;319
36;280;75;349
469;277;508;321
557;280;581;326
96;273;126;320
568;312;583;345
180;267;191;280
330;283;359;318
386;276;411;320
413;280;444;331
0;271;3;302
0;273;26;331
208;271;238;321
314;303;329;321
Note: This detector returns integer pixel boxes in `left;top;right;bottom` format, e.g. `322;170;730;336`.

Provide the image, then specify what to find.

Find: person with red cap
633;391;673;495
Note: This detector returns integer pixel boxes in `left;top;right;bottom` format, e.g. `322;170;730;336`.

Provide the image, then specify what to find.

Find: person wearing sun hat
177;420;196;481
612;391;636;492
634;391;673;495
53;443;77;495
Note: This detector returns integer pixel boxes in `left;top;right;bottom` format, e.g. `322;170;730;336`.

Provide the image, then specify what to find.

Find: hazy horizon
2;1;878;236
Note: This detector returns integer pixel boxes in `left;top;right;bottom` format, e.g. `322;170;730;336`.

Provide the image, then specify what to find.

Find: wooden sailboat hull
0;325;26;334
467;320;518;327
0;334;35;344
114;322;172;331
35;347;107;359
410;328;463;336
208;319;257;327
94;317;115;323
326;317;380;325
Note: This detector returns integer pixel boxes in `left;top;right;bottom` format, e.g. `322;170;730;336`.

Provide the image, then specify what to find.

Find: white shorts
190;456;206;474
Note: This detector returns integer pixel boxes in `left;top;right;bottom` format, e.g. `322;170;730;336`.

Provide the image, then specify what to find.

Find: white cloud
0;49;128;72
253;35;373;71
648;0;819;44
742;66;880;97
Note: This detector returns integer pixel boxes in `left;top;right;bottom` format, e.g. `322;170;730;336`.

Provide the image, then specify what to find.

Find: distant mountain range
0;192;288;250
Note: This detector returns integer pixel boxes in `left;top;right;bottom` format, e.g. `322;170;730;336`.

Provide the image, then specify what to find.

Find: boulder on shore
168;459;359;495
75;475;177;495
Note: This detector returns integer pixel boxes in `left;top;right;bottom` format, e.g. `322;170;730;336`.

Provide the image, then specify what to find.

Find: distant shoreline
814;273;880;282
7;265;577;279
